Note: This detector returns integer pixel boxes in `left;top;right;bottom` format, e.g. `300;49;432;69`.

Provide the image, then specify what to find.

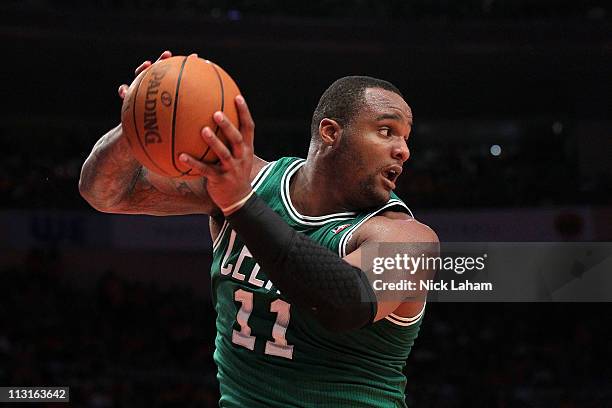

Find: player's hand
178;95;255;215
118;50;182;99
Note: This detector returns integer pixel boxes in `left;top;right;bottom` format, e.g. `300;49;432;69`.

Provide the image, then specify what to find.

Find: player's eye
379;127;390;137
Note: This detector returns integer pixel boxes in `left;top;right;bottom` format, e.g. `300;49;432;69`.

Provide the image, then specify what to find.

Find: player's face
337;88;412;208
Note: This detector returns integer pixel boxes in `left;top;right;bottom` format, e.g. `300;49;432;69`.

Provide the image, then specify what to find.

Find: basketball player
79;51;438;407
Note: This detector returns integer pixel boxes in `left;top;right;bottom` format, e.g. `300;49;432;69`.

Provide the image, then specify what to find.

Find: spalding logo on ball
121;55;241;178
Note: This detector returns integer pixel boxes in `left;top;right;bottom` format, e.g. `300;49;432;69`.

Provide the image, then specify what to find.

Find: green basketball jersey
211;157;425;407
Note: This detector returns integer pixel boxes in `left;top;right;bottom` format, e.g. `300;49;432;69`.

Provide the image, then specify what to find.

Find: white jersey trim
338;199;413;257
280;159;357;226
211;161;275;252
384;302;426;327
252;161;276;191
212;221;230;252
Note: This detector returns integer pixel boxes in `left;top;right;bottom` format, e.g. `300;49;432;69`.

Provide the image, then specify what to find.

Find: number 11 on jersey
232;289;294;360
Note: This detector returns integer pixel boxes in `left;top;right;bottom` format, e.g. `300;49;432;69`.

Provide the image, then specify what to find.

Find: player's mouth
381;165;402;190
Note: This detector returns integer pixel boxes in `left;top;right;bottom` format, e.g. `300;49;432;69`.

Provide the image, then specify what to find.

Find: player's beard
335;132;390;211
358;171;390;208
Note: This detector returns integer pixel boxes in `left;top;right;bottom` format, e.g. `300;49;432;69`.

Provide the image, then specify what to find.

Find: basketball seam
203;62;226;162
131;71;173;177
170;56;191;176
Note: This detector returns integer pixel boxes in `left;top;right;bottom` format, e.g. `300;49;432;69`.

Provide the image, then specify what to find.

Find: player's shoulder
249;155;270;181
360;210;438;244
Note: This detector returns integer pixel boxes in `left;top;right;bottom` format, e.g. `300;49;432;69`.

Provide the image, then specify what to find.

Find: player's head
310;76;404;140
310;76;413;208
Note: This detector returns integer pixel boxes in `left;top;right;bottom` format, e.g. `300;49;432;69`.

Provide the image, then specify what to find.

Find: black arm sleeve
226;193;377;332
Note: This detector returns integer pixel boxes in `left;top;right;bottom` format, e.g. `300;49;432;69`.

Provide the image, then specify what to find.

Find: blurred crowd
1;121;610;210
4;0;610;21
1;249;219;407
406;302;612;407
1;249;611;407
0;125;86;209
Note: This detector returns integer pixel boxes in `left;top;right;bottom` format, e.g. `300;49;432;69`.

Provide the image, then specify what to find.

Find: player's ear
319;118;343;146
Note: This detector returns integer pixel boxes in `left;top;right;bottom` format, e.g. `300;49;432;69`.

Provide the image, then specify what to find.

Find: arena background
1;1;611;406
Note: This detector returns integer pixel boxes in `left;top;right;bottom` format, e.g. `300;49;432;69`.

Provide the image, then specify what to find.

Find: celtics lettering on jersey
219;228;294;360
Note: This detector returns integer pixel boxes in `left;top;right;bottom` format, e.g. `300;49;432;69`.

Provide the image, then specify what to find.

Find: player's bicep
343;219;439;322
343;246;407;321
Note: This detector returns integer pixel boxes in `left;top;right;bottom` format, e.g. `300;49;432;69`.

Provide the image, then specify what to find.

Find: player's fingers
156;50;172;62
236;95;255;149
212;112;245;158
135;60;151;76
118;84;129;99
178;153;218;177
134;51;172;78
202;126;234;165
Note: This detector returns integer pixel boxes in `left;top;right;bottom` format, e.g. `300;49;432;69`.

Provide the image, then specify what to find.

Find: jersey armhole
337;199;413;257
336;199;419;327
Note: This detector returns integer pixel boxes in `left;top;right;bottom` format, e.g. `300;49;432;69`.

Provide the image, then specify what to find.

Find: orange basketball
121;55;241;178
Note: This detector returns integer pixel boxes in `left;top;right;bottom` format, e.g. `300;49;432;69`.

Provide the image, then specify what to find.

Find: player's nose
392;139;410;163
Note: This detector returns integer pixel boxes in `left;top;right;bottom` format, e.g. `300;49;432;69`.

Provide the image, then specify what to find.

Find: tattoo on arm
176;181;194;196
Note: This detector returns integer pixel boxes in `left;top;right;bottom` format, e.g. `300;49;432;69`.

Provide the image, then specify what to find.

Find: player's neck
289;160;353;216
